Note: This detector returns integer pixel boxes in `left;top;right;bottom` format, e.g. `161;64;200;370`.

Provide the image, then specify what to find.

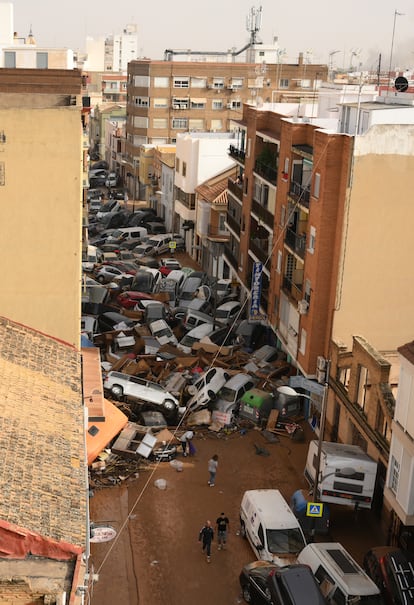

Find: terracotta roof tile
0;317;87;547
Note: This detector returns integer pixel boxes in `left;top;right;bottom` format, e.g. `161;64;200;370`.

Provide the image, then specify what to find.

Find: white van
297;542;383;605
240;489;307;566
82;245;103;272
106;227;148;244
145;233;175;255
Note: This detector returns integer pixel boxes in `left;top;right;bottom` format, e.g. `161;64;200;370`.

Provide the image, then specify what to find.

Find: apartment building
125;54;327;198
0;68;85;348
225;93;414;535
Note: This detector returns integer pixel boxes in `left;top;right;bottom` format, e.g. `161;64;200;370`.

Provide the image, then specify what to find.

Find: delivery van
240;489;307;566
297;542;384;605
304;440;378;509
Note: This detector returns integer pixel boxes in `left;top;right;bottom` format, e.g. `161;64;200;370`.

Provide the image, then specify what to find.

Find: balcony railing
226;213;241;236
250;238;269;265
251;199;274;229
229;145;245;164
207;226;229;240
254;160;277;185
282;276;303;302
285;228;306;259
289;181;310;208
224;245;239;270
228;178;243;201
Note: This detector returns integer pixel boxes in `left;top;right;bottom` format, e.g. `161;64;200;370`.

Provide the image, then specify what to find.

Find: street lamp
387;9;405;93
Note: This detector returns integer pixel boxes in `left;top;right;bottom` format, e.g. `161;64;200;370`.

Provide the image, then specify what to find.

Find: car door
248;572;274;604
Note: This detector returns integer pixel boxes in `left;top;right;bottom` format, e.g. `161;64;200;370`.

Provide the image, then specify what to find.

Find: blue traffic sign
306;502;324;517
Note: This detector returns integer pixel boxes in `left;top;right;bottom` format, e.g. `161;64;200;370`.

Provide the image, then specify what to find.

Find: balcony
289;181;310;209
224;245;239;270
226;213;241;236
285;228;306;259
282;276;303;302
251;199;274;229
250;238;269;265
254;160;277;185
228;178;243;202
229;145;245;164
207;226;229;241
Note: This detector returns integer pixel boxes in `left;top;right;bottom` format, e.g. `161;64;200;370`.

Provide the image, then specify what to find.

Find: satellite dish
395;76;409;92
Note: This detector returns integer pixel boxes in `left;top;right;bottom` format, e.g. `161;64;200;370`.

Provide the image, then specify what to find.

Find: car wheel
163;399;176;412
111;385;124;400
207;390;216;401
187;385;197;396
242;584;252;603
97;275;105;283
240;520;246;538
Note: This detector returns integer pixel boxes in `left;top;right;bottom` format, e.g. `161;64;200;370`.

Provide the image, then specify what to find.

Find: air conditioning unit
297;299;309;314
227;103;233;109
173;104;180;109
316;368;326;384
317;355;326;371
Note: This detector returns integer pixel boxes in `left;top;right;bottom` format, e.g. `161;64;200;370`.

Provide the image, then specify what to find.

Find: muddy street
89;423;384;605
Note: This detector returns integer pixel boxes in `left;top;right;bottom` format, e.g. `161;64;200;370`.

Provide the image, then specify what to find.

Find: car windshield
218;386;237;402
110;229;123;238
215;309;229;319
266;528;306;555
180;334;198;347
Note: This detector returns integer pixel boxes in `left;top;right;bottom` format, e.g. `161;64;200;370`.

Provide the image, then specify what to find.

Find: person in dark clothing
198;520;214;562
216;513;230;550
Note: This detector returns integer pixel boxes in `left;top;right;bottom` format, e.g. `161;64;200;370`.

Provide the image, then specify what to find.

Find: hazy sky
11;0;414;71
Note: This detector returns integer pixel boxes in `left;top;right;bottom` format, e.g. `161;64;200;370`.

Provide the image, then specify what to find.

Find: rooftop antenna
246;6;263;45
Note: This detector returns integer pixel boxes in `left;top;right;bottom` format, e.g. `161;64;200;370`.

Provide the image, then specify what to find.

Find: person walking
179;430;194;457
216;512;230;550
198;520;214;562
208;454;218;487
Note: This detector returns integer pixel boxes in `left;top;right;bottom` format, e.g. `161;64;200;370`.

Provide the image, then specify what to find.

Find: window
228;100;242;110
134;116;149;128
230;78;243;89
4;52;16;68
173;77;189;88
188;118;204;130
153;76;169;87
299;328;307;355
390;456;400;494
280;205;286;227
36;52;48;68
218;213;227;232
172;97;189;109
153;118;168;129
276;250;282;273
190;98;206;109
313;173;320;198
172;118;188;129
182;162;187;177
279;78;289;88
153;97;168;108
133;75;150;87
212;100;223;110
356;365;369;411
212;78;224;89
337;367;351;390
210;119;222;131
191;77;206;88
134;96;149;107
308;226;316;253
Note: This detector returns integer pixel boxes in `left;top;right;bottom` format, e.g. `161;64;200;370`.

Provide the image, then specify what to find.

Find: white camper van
240;489;306;566
297;542;383;605
304;440;378;509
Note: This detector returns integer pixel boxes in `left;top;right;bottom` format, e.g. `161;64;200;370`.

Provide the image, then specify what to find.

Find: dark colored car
130;269;157;293
239;561;327;605
127;209;157;227
91;160;109;170
97;312;136;333
363;547;414;605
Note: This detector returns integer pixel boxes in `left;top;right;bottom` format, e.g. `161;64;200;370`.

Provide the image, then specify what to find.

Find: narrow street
89;423;385;605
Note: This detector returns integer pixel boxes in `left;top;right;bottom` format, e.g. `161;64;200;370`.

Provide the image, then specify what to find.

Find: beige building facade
0;69;84;348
